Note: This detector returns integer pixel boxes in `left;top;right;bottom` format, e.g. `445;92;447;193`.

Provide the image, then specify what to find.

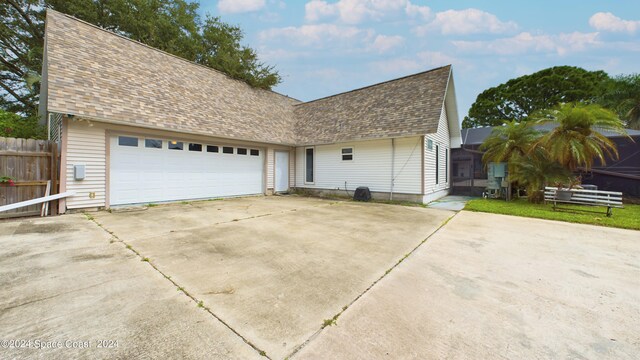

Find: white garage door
110;135;264;205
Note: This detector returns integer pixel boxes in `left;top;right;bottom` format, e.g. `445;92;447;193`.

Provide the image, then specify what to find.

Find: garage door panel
110;136;264;205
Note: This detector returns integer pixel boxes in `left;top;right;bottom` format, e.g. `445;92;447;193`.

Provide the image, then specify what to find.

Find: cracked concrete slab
293;211;640;360
0;215;262;360
93;196;454;359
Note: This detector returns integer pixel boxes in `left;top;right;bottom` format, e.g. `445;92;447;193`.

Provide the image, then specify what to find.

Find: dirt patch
14;222;73;234
71;254;115;262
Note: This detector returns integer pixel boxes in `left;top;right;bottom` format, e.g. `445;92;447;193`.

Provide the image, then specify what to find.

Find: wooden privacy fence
0;137;59;219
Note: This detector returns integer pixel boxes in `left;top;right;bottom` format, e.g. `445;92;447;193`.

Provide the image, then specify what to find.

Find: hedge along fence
0;137;59;219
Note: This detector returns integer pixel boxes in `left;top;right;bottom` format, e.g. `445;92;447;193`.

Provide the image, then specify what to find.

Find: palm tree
509;153;571;203
479;121;543;200
532;103;628;172
479;120;542;166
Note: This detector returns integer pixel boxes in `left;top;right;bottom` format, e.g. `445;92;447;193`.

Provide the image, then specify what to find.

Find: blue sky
198;0;640;121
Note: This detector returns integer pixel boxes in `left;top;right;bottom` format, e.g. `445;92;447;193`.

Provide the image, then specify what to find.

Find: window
427;139;433;150
305;147;314;183
222;146;234;154
445;148;448;183
435;145;439;184
168;141;183;150
189;143;202;152
207;145;219;153
250;149;260;156
237;148;248;155
118;136;138;147
145;139;162;149
341;147;353;161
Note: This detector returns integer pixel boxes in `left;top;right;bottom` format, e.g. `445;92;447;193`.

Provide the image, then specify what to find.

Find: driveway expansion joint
82;213;272;359
285;212;459;359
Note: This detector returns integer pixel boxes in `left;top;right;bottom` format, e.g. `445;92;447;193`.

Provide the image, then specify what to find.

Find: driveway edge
286;211;458;359
83;213;272;359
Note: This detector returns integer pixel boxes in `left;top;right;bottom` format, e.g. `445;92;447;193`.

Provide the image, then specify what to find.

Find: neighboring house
39;10;461;213
452;125;640;198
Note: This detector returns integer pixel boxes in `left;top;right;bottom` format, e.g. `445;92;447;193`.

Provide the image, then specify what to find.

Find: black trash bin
353;186;371;202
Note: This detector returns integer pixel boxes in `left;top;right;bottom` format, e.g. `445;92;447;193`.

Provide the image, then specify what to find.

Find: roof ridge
45;9;301;102
295;65;452;106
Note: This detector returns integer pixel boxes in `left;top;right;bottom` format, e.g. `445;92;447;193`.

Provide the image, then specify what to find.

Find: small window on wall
250;149;260;156
445;148;449;183
168;141;183;150
207;145;219;153
145;139;162;149
189;143;202;152
222;146;234;154
435;145;439;184
118;136;138;147
341;147;353;161
237;148;248;155
305;147;314;183
427;139;433;150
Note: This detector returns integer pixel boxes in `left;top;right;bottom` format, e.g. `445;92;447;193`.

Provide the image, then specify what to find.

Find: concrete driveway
1;196;638;359
91;196;453;359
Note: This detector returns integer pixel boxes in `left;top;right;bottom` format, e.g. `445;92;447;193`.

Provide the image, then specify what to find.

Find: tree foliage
463;66;610;128
598;74;640;130
532;103;628;171
0;0;281;120
478;104;627;203
0;108;45;138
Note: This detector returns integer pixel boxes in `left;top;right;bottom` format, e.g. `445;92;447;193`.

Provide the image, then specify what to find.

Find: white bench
544;187;623;217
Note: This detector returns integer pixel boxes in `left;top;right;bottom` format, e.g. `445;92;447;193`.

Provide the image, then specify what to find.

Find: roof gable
293;66;451;145
44;10;300;145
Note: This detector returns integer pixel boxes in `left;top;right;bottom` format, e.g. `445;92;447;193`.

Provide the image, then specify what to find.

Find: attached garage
109;135;264;205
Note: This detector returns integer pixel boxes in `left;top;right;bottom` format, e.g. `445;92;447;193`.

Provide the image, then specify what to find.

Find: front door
275;151;289;192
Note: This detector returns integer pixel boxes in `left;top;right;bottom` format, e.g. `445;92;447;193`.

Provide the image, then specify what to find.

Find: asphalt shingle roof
44;10;452;146
294;66;451;145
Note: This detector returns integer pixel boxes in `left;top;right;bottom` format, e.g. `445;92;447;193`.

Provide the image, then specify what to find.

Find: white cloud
370;34;404;53
305;0;337;22
305;0;409;24
589;12;640;34
415;8;517;36
453;31;601;56
259;24;374;47
405;1;431;20
218;0;266;14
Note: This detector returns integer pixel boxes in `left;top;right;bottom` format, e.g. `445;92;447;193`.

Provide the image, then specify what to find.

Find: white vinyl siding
295;137;422;194
266;148;275;189
424;106;451;195
65;120;107;209
289;148;295;188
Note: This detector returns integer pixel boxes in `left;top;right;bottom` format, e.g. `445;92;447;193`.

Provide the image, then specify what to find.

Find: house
39;10;461;213
451;125;640;198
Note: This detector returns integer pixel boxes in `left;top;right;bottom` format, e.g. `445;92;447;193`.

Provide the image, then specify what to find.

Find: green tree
479;120;542;168
0;0;281;119
598;74;640;130
0;108;45;138
533;103;628;171
509;154;571;203
479;121;545;201
463;66;610;128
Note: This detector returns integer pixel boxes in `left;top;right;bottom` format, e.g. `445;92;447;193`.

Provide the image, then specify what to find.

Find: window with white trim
341;147;353;161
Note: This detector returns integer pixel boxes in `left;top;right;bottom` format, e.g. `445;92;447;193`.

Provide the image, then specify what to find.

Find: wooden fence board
0;137;59;218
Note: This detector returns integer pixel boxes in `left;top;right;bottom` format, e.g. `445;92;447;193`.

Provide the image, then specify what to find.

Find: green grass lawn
464;198;640;231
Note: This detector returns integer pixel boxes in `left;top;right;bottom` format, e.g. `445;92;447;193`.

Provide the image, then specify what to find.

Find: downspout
390;138;395;201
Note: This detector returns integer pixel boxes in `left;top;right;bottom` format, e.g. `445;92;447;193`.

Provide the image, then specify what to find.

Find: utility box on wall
74;164;86;181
